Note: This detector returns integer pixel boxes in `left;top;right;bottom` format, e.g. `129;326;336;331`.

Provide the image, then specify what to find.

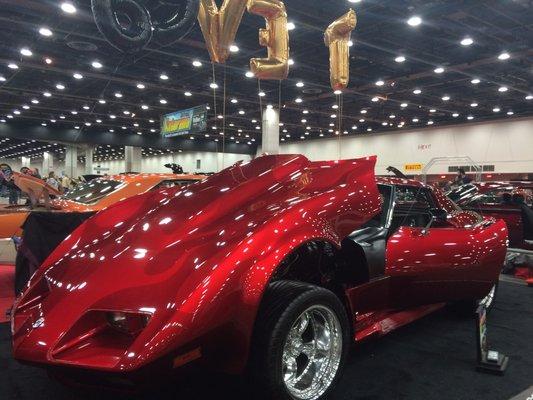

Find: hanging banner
161;105;208;138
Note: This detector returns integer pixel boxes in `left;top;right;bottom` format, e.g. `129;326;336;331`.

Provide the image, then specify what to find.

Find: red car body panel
11;155;508;379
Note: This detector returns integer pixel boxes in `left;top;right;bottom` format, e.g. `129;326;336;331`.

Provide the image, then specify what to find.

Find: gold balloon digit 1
247;0;290;80
324;9;357;90
198;0;248;64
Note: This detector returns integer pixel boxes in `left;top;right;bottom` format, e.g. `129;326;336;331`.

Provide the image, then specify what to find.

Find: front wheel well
270;240;370;295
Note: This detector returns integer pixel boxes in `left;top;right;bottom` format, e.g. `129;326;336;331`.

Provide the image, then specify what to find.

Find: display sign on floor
161;105;208;138
476;304;509;375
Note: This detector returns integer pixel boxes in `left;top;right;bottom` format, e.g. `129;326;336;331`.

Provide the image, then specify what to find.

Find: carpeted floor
1;279;531;400
0;264;15;323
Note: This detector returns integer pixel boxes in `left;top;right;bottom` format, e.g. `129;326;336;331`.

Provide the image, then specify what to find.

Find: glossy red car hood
13;154;380;372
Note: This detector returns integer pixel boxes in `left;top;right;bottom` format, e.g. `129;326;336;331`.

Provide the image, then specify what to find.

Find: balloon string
211;62;219;171
222;63;227;169
258;79;264;152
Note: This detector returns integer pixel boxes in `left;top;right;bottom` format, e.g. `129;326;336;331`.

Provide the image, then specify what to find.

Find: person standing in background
46;171;59;191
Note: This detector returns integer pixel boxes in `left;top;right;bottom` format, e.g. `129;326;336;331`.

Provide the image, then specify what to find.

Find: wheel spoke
292;311;310;337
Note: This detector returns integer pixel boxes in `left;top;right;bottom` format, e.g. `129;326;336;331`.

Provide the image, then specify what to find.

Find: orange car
0;173;204;261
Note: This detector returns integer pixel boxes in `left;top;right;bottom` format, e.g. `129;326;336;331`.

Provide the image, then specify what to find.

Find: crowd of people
0;164;81;206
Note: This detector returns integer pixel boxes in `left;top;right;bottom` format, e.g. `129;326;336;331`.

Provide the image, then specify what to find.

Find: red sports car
11;155;507;400
448;181;533;250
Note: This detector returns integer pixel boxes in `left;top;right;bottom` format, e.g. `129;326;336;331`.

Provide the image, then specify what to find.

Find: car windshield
62;179;123;204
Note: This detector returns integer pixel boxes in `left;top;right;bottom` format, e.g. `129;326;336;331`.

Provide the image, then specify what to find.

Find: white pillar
125;146;142;173
259;106;280;155
64;145;77;178
42;151;54;176
21;156;30;168
84;147;94;175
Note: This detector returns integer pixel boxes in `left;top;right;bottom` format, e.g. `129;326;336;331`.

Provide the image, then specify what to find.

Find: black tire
248;280;351;400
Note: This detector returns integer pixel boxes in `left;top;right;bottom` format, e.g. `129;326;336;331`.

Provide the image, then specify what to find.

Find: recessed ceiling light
238;110;245;115
20;48;33;57
371;97;379;102
60;2;77;14
429;109;436;113
92;61;103;69
442;96;450;101
427;120;434;125
192;60;202;67
348;40;354;47
0;76;5;82
98;99;106;104
360;109;368;114
160;74;169;80
376;80;385;86
498;52;510;60
160;99;167;104
31;99;39;104
413;89;422;94
498;86;508;92
114;92;123;98
412;118;419;122
407;16;422;27
526;95;533;100
230;98;238;103
43;91;52;97
141;104;149;110
136;83;145;89
55;83;65;90
395;56;406;63
7;63;18;69
507;111;514;116
44;57;53;64
229;45;239;53
493;107;501;113
467;115;474;120
210;82;218;89
470;102;478;107
83;105;90;110
288;59;294;66
184;91;192;96
258;91;266;97
287;22;296;30
460;37;474;46
471;78;481;84
296;81;304;88
245;71;254;78
295;98;303;103
22;105;30;110
452;113;459;118
39;27;53;37
434;67;445;74
71;110;77;114
400;103;408;108
73;73;83;79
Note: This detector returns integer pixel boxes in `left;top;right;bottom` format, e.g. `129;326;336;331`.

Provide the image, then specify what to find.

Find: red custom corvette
11;155;507;400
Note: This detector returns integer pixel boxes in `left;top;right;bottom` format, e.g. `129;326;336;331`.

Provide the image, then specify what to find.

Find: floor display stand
476;304;509;375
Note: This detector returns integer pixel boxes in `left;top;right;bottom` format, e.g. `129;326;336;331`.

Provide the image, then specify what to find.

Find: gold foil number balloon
324;9;357;90
198;0;248;64
247;0;290;80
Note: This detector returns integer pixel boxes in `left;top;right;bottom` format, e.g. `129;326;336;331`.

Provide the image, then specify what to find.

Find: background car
0;173;205;265
12;155;507;400
448;181;533;250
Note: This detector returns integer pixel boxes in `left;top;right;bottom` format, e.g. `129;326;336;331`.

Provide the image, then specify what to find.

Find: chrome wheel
480;283;497;309
282;305;343;400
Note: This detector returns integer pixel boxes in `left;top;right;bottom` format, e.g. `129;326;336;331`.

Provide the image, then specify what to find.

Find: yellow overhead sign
404;163;423;172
